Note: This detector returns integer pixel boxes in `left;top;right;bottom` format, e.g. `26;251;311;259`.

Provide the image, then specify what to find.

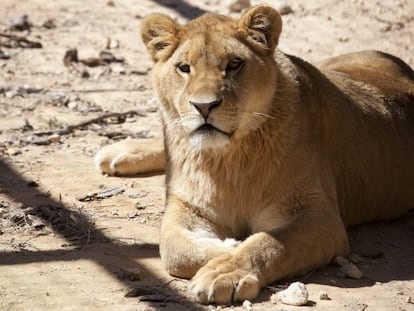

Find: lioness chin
95;5;414;305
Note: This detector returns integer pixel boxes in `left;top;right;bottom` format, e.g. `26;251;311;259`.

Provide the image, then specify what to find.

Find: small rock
116;268;140;281
0;49;10;60
9;14;32;31
126;211;137;218
43;19;56;29
229;0;251;13
81;70;90;78
63;48;78;67
242;300;253;310
68;101;78;109
27;180;39;187
275;2;293;15
381;24;392;32
48;133;61;143
106;38;120;49
333;256;349;266
111;64;126;75
319;290;331;300
5;90;17;98
407;296;412;304
348;253;362;264
5;148;22;156
30;136;51;145
271;282;308;306
340;263;363;279
135;202;147;210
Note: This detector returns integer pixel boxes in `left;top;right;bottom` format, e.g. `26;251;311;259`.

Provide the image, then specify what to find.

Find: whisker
252;112;277;121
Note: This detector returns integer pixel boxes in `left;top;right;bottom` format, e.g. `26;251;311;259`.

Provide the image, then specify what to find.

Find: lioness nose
190;99;222;119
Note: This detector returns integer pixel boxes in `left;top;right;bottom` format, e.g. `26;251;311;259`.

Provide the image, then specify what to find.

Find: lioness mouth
195;123;231;137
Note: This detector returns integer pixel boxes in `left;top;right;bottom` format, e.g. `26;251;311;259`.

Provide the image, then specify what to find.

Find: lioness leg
188;208;348;304
160;195;241;279
95;138;165;175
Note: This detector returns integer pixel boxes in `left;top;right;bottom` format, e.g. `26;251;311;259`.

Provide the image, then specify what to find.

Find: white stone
242;300;253;310
48;133;61;143
272;282;308;306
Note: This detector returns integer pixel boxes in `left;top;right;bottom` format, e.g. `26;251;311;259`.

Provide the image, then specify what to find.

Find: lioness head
141;6;282;150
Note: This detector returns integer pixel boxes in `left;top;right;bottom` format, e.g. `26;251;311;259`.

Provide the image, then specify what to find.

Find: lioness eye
226;57;244;72
176;63;191;73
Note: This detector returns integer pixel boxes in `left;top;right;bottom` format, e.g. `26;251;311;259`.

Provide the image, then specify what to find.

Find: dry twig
35;110;147;136
0;32;42;48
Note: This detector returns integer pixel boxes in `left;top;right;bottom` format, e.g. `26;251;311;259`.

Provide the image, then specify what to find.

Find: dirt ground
1;0;414;310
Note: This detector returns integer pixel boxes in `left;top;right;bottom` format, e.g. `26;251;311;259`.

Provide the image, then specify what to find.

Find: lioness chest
167;136;316;238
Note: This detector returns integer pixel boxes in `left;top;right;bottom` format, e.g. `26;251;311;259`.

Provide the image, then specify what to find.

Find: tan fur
95;6;414;304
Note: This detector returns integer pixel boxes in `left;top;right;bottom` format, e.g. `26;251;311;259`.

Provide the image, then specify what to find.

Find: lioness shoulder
95;5;414;304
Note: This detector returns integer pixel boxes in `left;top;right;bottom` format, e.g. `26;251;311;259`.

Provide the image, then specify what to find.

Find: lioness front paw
189;253;260;305
94;138;164;175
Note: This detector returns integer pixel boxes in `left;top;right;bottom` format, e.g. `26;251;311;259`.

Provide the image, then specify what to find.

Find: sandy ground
1;0;414;310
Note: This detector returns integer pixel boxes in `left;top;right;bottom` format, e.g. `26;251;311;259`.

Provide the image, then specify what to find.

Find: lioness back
281;50;414;226
312;51;414;225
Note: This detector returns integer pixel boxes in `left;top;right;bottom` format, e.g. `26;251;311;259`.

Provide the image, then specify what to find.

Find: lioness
95;6;414;304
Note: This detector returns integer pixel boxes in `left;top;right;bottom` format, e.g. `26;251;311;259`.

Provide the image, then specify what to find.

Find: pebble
6;148;22;156
30;136;51;146
5;90;17;98
81;70;90;78
242;300;253;310
9;14;32;31
48;134;61;143
126;211;137;218
348;253;362;264
333;255;349;266
111;64;126;75
340;263;363;279
319;290;331;300
42;18;57;29
228;0;250;13
271;282;308;306
275;2;293;15
0;49;10;60
68;101;78;109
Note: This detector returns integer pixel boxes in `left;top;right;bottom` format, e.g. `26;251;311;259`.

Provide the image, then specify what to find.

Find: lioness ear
141;14;180;62
237;6;282;53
